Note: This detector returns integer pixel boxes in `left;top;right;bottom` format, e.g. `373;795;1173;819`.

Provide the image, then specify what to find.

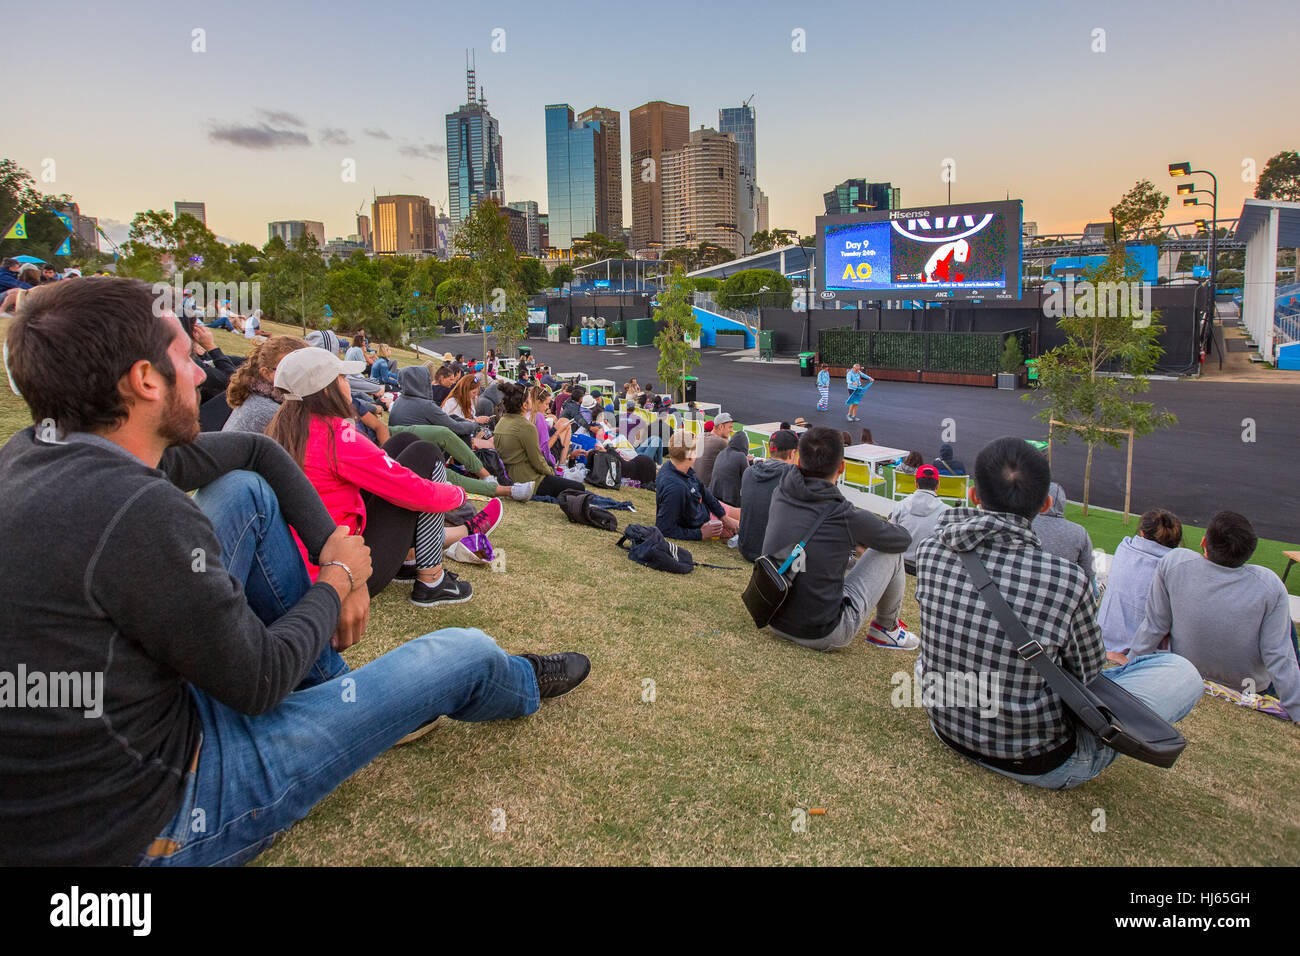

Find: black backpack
475;447;511;485
556;488;618;532
586;449;623;490
616;524;694;574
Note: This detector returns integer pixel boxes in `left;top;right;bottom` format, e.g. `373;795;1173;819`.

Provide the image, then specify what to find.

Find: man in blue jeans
0;277;590;866
915;437;1201;789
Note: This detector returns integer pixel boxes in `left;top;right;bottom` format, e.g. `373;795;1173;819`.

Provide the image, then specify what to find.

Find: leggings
537;474;586;497
387;423;496;496
361;433;449;597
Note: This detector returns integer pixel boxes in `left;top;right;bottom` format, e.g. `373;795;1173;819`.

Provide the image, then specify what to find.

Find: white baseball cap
274;348;365;400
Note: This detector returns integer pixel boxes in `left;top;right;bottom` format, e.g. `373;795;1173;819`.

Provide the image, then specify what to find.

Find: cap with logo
770;430;800;453
916;465;941;480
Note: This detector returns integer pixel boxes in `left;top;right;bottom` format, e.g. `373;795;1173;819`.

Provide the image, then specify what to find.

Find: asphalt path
422;334;1300;543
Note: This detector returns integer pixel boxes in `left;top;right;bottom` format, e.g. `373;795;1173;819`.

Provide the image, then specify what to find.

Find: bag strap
776;506;837;574
956;549;1116;742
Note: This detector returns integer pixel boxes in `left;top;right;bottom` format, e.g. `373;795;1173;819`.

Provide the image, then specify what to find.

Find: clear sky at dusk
8;0;1294;246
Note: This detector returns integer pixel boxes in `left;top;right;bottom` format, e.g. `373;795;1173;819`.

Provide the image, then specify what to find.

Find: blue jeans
137;470;541;866
636;436;664;465
938;653;1203;790
205;317;236;332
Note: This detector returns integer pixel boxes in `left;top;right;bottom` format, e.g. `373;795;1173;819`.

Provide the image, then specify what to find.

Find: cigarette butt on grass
809;807;826;816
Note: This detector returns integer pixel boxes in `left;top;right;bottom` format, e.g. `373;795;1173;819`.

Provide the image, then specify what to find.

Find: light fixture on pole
1169;161;1219;348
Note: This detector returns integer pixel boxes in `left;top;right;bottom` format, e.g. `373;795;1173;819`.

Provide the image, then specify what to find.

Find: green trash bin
757;330;774;360
683;376;698;403
799;352;816;377
1025;358;1039;384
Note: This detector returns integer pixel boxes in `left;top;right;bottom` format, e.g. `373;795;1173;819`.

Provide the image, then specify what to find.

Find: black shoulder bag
958;550;1187;769
742;508;835;629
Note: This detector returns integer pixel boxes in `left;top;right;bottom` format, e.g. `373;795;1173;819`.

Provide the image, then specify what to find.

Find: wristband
321;560;355;591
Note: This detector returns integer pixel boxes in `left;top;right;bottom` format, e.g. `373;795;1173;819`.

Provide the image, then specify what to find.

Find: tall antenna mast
466;49;476;104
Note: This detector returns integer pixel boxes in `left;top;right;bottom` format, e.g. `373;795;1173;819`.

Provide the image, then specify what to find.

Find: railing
692;292;760;333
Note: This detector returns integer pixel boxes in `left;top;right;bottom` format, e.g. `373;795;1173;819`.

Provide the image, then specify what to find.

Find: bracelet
321;560;355;591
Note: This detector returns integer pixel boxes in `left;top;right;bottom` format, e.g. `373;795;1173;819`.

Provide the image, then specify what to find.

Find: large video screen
817;200;1023;301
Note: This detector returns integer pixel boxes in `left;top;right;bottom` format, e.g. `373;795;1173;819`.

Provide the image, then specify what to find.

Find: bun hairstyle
1139;508;1183;549
499;380;527;415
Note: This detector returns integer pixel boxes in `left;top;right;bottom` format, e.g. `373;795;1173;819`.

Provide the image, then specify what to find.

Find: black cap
770;430;800;453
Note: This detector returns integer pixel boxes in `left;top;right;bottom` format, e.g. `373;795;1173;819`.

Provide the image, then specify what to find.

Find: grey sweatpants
769;550;906;652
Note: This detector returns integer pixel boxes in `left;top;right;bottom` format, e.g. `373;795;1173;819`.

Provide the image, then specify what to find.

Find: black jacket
655;460;724;540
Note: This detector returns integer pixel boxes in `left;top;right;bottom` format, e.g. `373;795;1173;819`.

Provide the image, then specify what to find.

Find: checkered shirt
915;507;1105;761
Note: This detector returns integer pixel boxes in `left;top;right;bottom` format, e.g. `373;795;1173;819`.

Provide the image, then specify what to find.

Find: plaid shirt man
915;506;1105;764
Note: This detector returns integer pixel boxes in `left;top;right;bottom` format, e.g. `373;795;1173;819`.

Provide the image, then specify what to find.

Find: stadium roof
687;244;813;281
1237;198;1300;248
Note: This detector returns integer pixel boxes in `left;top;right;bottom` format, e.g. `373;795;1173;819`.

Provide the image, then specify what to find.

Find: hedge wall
818;327;1029;374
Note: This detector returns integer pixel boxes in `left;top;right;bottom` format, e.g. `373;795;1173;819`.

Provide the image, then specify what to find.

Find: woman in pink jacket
268;348;501;608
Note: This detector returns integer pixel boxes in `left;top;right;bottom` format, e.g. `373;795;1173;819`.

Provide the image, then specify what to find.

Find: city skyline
9;0;1293;249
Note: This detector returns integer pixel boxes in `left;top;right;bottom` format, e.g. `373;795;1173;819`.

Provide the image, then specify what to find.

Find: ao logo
842;262;873;280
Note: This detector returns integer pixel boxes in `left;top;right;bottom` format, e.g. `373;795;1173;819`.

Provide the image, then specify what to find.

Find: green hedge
818;327;1029;374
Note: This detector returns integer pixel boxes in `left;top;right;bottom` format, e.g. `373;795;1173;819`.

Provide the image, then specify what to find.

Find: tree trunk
1082;442;1095;517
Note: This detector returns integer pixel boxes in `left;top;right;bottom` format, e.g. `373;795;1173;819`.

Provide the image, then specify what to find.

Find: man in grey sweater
737;430;799;561
0;278;589;866
708;429;751;508
1032;481;1094;581
1129;511;1299;722
390;365;479;439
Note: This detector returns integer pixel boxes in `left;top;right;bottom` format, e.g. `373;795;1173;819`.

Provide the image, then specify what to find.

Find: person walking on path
845;363;872;421
816;363;830;411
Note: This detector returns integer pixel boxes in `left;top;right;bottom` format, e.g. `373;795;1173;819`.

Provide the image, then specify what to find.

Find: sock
420;571;444;588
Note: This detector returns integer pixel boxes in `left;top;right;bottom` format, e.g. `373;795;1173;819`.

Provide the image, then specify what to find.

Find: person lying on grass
0;276;589;867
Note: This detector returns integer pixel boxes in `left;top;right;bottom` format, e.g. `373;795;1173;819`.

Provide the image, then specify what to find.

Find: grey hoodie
889;489;950;564
1032;482;1094;579
737;456;791;561
390;366;477;438
707;431;750;507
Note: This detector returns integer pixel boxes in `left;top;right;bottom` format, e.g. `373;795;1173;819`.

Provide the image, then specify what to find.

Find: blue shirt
817;370;830;387
846;369;862;390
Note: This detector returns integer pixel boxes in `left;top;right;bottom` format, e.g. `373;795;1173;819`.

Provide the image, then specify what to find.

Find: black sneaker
396;562;417;581
410;573;473;608
521;652;591;699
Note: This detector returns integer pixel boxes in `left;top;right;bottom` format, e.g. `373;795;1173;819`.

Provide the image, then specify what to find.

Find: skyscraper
545;104;609;250
446;61;504;227
174;201;206;227
756;188;770;234
629;100;689;250
370;195;436;254
823;180;900;215
660;127;741;257
576;107;622;238
507;200;541;257
268;220;326;248
356;214;371;251
718;101;757;245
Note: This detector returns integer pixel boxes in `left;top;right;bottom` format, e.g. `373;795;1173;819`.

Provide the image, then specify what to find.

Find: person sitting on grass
222;335;310;434
655;430;739;542
370;343;399;390
762;426;914;652
242;308;271;339
525;385;570;470
267;348;500;608
737;428;800;562
0;276;590;867
1096;508;1183;660
1032;481;1095;582
893;450;924;476
442;371;489;426
491;382;588;497
915;437;1203;787
708;426;751;509
562;385;590;433
1126;510;1300;722
890;464;950;575
693;412;735;487
933;443;966;476
430;363;455;404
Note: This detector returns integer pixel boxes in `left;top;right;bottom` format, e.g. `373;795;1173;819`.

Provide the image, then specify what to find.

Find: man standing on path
845;363;872;422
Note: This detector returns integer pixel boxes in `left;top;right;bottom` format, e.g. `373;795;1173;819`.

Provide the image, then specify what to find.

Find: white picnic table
842;442;908;492
585;378;616;393
838;485;897;518
671;401;721;417
746;422;806;457
555;372;588;384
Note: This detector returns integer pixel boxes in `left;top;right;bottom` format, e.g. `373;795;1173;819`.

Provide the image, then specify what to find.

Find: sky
8;0;1295;248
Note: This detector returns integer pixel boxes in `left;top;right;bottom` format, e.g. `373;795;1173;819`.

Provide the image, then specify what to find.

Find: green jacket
493;413;552;486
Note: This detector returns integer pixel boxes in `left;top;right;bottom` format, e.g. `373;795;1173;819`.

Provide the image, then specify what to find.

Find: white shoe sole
409;588;474;608
396;720;439;745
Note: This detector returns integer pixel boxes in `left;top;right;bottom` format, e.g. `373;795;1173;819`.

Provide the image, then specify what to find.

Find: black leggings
361;433;449;596
537;474;585;497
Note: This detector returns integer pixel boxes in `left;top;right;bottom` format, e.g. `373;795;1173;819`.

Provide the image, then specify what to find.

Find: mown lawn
1;318;1297;865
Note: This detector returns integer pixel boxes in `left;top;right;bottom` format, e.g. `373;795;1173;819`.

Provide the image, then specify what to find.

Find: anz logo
891;213;995;244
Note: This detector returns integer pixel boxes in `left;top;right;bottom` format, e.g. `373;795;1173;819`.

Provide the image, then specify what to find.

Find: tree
549;263;575;287
749;229;776;254
716;269;793;310
455;199;518;359
653;270;701;401
1255;150;1300;201
515;256;548;295
1110;180;1169;242
1027;249;1176;516
265;233;326;332
493;284;529;358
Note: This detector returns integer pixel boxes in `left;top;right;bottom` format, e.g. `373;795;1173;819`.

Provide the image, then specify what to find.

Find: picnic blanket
1202;680;1291;720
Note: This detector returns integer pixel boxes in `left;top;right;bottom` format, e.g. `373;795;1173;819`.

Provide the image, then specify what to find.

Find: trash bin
1025;358;1039;384
547;324;561;343
757;330;774;359
517;345;532;359
799;352;816;377
684;376;698;403
597;328;607;346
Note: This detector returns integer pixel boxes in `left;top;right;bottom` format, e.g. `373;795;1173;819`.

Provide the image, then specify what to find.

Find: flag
54;211;74;233
4;214;25;239
56;237;71;256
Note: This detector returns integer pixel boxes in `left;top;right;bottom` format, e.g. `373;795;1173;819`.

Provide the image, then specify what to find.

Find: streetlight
1169;160;1219;349
714;222;748;257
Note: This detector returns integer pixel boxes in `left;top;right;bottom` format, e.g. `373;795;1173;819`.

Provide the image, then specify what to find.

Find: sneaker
396;717;439;746
410;573;473;608
520;652;591;699
463;497;503;538
510;481;537;502
727;534;740;549
865;619;920;650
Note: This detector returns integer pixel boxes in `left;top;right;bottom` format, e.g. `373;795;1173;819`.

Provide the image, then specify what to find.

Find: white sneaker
510;481;537;502
865;619;920;650
727;534;740;549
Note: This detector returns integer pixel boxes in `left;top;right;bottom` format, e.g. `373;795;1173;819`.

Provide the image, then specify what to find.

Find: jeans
770;549;905;652
636;436;664;465
138;470;540;866
948;653;1203;790
205;317;236;332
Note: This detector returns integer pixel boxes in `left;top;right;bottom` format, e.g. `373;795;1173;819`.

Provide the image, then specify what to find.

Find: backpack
475;447;511;485
556;488;618;532
616;524;694;574
586;448;623;489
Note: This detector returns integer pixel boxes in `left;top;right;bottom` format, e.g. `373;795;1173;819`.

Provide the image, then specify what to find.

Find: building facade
756;188;769;235
356;214;371;251
446;66;505;227
174;201;206;226
545;104;609;250
660;127;741;257
370;195;436;254
503;205;529;256
718;103;757;246
823;180;900;215
268;220;326;248
576;107;623;239
507;200;541;257
629;100;689;251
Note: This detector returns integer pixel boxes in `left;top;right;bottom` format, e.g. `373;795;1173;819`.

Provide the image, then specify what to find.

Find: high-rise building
823;180;900;215
629;100;689;250
268;220;326;248
507;200;541;257
660;127;741;258
356;214;371;251
436;214;453;259
576;107;622;238
446;62;504;227
174;201;206;226
538;213;549;252
502;205;529;256
718;102;757;245
756;188;770;235
545;104;609;250
59;202;100;252
370;195;436;254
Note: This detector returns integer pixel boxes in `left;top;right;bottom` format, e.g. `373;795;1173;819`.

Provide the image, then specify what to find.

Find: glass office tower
545;104;607;250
